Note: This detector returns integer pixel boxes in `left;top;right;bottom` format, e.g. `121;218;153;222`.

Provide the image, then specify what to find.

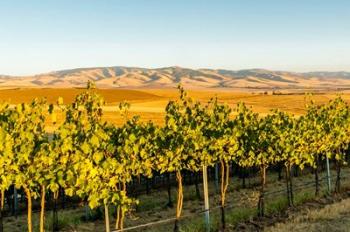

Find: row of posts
5;159;333;231
201;158;332;232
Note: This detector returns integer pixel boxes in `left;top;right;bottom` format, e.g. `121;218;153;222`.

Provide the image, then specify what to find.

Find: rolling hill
1;66;350;89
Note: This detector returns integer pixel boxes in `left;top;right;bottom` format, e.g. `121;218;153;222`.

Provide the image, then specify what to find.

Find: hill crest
1;66;350;89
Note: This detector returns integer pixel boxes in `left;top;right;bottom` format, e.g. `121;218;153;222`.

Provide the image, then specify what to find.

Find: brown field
0;88;162;105
1;88;350;126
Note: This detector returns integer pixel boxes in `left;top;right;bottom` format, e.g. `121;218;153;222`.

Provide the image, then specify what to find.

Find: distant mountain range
1;66;350;89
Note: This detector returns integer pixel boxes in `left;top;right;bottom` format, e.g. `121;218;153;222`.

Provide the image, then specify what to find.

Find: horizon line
2;65;350;77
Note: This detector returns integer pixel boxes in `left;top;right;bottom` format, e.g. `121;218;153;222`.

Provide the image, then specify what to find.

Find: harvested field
1;88;350;127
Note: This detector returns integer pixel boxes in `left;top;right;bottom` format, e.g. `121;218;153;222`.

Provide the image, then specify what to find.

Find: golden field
1;88;349;126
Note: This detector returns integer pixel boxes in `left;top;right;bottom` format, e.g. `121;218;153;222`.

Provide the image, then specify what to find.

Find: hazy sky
1;0;350;75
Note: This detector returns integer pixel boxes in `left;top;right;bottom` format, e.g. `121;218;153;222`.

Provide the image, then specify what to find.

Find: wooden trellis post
202;165;210;232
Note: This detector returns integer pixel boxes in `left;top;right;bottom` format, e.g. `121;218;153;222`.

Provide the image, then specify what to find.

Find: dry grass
267;198;350;232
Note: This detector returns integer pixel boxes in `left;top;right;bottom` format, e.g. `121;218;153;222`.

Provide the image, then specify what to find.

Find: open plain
1;88;350;126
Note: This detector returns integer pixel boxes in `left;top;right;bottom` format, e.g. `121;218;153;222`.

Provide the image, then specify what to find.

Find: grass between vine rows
4;166;350;231
266;197;350;232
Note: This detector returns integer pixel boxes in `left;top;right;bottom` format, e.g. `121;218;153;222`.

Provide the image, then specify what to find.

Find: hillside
1;66;350;89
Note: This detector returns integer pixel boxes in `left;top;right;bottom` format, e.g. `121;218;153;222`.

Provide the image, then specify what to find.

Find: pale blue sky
0;0;349;75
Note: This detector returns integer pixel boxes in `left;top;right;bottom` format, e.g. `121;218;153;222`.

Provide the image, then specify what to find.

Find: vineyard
1;82;350;232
